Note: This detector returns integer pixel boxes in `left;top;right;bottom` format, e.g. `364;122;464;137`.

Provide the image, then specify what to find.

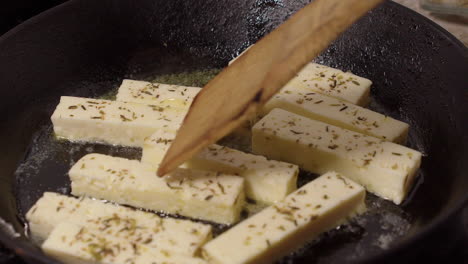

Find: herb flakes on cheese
26;192;212;256
51;96;184;147
262;83;409;143
142;131;298;204
230;48;371;106
287;63;372;106
43;222;207;264
202;172;365;264
70;153;245;224
116;79;201;109
252;108;422;204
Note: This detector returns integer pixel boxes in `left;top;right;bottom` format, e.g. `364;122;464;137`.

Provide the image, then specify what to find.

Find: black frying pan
0;0;467;263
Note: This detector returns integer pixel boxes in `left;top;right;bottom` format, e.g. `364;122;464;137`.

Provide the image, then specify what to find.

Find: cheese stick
26;192;212;256
51;96;184;147
116;79;201;108
262;83;409;143
43;222;207;264
142;131;298;204
202;172;366;264
230;47;371;106
252;109;422;204
70;154;245;224
116;80;252;138
287;63;372;106
187;145;298;204
141;130;175;167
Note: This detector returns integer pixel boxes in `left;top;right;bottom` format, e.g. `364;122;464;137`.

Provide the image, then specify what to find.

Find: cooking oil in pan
14;68;424;263
95;68;222;100
150;68;221;87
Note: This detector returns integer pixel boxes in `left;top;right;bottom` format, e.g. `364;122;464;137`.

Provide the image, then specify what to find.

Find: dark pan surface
0;0;467;263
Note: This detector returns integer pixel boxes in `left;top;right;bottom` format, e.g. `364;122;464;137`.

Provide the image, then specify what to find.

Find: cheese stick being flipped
142;131;298;204
202;172;366;264
70;153;245;224
252;109;422;204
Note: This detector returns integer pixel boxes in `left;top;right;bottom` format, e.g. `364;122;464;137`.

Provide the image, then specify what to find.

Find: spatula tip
156;166;168;177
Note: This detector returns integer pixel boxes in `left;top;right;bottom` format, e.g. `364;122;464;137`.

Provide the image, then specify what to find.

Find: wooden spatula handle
157;0;383;176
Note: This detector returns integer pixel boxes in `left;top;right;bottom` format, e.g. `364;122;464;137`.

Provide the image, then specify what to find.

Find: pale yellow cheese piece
43;222;207;264
116;80;252;139
287;63;372;106
26;192;212;256
142;131;298;204
202;172;366;264
116;79;201;109
187;145;298;204
252;109;422;204
262;83;409;143
70;153;245;224
51;96;184;147
141;130;176;167
230;47;371;106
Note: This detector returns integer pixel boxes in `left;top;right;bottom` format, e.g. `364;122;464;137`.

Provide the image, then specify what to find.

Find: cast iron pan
0;0;467;263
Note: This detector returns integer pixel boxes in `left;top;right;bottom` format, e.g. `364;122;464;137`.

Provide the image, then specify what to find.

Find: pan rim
355;1;468;262
0;0;467;263
0;0;80;46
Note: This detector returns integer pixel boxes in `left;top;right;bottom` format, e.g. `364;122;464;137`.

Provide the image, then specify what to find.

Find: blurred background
395;0;467;45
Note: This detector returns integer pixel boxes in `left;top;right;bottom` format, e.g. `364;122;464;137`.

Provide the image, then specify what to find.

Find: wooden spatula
157;0;383;176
